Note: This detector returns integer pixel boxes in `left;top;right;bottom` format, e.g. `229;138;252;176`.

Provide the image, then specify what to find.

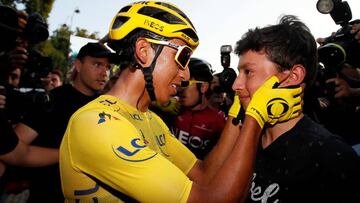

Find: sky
47;0;360;73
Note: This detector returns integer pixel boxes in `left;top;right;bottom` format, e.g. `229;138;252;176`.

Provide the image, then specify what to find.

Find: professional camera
21;12;49;44
21;50;53;88
316;0;360;71
0;5;49;51
314;0;360;99
214;45;237;94
0;4;52;121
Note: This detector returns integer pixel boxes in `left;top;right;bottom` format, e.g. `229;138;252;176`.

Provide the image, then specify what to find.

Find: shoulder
50;84;72;95
297;116;359;166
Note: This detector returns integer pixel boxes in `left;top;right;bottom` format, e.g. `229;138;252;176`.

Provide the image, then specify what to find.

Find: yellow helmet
109;1;199;50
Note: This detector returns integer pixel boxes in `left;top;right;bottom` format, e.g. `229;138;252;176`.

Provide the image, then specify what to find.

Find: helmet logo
144;19;164;32
181;33;190;42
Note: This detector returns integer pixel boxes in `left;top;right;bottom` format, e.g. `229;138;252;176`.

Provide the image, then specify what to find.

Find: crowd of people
0;1;359;202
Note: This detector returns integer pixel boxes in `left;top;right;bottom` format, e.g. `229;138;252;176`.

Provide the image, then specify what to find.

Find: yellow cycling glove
245;76;302;128
152;97;181;115
228;94;241;118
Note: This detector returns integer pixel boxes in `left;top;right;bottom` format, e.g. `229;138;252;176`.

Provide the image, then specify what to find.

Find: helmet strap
141;45;164;101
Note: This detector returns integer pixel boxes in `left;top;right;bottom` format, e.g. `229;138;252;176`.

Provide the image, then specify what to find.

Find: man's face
50;73;62;88
151;38;190;104
232;50;279;109
8;68;21;87
180;78;201;107
76;56;110;95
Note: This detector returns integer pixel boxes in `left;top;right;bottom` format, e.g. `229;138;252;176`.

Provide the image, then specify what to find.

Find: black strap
141;45;164;101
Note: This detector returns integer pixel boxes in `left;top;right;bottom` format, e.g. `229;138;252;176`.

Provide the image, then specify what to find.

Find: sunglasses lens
180;80;190;88
176;47;192;69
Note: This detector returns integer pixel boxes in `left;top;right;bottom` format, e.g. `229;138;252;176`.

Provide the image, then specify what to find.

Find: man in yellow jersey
59;1;303;202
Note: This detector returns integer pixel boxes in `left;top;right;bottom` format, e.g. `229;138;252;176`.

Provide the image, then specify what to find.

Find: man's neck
107;68;150;112
191;98;208;111
261;114;304;148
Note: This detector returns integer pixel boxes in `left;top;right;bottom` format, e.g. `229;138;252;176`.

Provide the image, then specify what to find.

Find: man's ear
278;64;306;86
74;58;82;73
134;38;152;65
200;82;210;93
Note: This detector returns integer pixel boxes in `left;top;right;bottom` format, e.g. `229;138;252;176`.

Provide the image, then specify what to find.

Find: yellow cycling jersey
60;95;197;203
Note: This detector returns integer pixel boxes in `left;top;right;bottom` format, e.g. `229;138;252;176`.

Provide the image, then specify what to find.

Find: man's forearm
188;116;261;202
193;117;242;185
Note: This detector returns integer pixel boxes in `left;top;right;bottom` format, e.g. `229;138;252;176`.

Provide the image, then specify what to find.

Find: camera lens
316;0;334;14
318;42;346;67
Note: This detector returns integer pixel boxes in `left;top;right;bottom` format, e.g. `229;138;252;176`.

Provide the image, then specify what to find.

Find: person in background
311;22;360;149
42;69;63;91
231;15;360;202
59;2;303;202
171;57;226;159
208;72;234;116
12;42;117;203
7;68;21;88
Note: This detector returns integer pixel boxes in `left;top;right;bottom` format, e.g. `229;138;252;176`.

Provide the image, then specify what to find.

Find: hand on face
245;76;303;128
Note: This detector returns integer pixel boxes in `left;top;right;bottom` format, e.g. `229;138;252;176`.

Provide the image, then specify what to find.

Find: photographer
313;21;360;146
0;5;58;166
0;6;60;202
12;42;117;203
209;45;237;116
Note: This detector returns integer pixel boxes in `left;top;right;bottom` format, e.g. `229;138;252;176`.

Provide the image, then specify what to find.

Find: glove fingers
290;86;303;97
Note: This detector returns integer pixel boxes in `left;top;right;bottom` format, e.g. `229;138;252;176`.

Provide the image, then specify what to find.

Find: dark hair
108;29;168;69
188;57;214;99
234;15;318;87
51;69;63;81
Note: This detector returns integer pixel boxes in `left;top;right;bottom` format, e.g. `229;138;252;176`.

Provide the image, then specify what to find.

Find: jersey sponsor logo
176;129;211;149
130;113;142;121
97;112;120;124
99;99;117;106
250;173;280;202
194;124;212;132
156;134;166;147
113;138;157;162
155;134;170;157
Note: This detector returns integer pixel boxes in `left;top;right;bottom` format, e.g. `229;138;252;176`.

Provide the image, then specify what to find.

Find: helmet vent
112;16;129;29
138;6;186;25
118;5;131;13
154;2;194;28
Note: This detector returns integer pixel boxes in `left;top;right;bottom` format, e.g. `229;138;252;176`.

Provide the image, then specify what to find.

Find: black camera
22;12;49;44
317;0;360;69
215;45;236;94
314;0;360;99
0;5;19;52
21;50;53;88
0;5;49;50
